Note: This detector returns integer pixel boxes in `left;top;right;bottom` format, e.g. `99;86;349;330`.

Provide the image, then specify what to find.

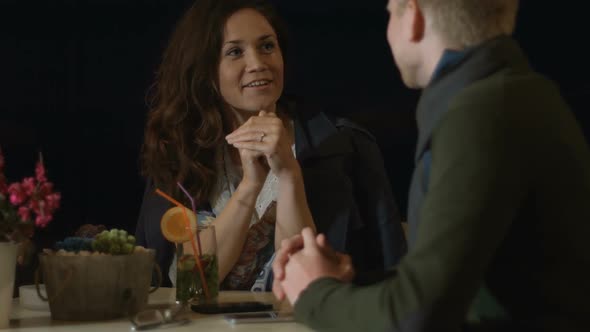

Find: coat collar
284;98;354;164
414;35;530;162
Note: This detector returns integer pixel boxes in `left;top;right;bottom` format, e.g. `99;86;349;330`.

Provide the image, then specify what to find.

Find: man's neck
421;42;445;87
419;34;460;87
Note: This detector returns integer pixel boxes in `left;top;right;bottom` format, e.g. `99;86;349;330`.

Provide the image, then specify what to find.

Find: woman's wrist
277;164;303;185
236;179;263;202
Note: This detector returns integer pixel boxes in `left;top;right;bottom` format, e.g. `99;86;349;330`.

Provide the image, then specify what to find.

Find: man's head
386;0;519;88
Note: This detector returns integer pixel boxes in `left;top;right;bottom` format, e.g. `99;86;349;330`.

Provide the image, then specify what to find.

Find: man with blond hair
272;0;590;331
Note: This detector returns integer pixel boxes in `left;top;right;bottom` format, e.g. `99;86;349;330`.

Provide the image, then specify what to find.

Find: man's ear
407;0;425;42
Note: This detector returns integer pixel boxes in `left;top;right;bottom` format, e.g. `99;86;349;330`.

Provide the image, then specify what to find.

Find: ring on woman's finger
259;132;266;142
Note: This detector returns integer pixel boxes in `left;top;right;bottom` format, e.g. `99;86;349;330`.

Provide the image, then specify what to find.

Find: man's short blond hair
397;0;519;47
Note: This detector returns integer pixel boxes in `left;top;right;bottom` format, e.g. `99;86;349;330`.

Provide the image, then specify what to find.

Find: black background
1;0;588;259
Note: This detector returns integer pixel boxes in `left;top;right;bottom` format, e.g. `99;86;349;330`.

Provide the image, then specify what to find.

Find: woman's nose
245;51;267;73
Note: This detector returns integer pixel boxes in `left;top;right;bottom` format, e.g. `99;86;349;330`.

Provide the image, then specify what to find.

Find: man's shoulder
451;67;559;113
434;67;569;152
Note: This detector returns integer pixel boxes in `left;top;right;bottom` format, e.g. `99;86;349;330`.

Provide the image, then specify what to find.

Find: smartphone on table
191;301;273;314
224;311;294;324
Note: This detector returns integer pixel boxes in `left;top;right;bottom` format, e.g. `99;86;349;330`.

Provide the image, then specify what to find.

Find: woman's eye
226;48;242;56
261;42;275;52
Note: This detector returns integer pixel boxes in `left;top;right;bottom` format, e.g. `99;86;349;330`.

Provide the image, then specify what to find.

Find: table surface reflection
9;288;312;332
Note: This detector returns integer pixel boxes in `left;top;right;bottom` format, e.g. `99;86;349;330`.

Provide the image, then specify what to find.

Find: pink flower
21;177;36;196
1;149;61;239
45;193;61;211
31;200;50;228
35;214;52;228
29;199;42;214
18;206;31;222
35;160;47;183
38;182;54;197
8;183;28;205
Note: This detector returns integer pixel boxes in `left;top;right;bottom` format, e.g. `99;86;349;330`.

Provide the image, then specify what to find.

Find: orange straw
155;188;210;300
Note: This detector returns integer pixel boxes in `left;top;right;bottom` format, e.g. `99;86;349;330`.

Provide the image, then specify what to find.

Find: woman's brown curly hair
141;0;288;204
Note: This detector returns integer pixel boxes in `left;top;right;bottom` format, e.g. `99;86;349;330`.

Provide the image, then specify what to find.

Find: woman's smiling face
218;8;284;113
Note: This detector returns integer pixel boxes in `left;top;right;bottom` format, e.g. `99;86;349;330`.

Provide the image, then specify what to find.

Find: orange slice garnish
160;206;197;243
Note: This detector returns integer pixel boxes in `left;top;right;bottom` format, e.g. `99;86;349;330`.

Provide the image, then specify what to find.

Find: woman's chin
238;102;277;113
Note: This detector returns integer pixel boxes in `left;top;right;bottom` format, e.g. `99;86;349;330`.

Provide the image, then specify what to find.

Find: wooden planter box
38;250;159;321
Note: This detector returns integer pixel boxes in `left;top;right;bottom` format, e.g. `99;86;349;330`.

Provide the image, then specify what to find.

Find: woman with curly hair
135;0;406;290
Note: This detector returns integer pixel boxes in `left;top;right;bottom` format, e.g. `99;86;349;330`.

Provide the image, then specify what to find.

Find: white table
8;288;312;332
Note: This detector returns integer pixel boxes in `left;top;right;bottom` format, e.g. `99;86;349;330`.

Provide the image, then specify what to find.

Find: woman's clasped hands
225;110;298;184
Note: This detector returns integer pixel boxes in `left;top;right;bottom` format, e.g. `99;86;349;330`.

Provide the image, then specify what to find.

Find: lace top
209;144;280;228
210;143;297;290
